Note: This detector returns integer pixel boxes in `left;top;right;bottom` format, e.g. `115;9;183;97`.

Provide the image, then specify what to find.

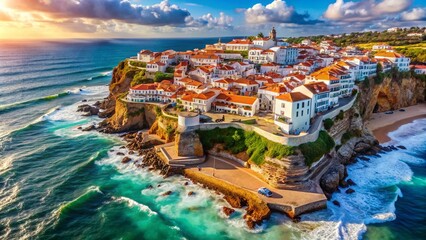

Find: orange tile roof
227;39;252;45
131;83;157;90
375;51;403;58
216;93;257;105
303;82;330;94
215;78;234;84
277;92;310;102
193;91;216;100
260;84;287;93
191;54;220;60
235;78;258;85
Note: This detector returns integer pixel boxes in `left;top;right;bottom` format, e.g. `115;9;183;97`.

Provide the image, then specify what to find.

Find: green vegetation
154;71;174;82
323;118;334;131
341;129;363;144
299;131;335;167
335;110;345;121
131;69;153;87
197;127;295;165
155;106;162;116
165;67;174;73
129;61;147;68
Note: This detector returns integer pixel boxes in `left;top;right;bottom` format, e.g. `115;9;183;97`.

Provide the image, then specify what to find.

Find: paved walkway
187;156;327;209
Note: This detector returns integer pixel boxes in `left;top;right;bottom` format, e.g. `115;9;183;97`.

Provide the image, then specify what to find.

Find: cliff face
100;100;157;133
98;60;160;133
359;77;425;120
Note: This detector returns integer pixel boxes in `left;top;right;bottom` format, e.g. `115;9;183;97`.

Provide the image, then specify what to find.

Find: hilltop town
125;27;419;135
88;28;425;229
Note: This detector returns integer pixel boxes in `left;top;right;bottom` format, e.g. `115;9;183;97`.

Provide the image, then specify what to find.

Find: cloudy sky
0;0;425;39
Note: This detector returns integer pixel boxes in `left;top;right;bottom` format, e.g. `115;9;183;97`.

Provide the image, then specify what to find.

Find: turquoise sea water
0;39;425;239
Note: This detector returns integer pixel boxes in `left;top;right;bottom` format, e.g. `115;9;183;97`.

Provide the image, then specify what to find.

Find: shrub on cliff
299;131;335;167
323;118;334;131
154;71;173;82
197;127;295;165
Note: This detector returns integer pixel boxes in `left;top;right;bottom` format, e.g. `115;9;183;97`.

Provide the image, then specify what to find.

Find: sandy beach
366;103;426;143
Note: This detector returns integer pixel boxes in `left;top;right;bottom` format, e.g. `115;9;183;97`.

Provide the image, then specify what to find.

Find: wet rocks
77;104;99;116
397;145;406;150
146;185;153;189
347;179;356;186
320;164;345;198
162;191;172;196
222;207;235;217
187;191;195;196
332;200;341;207
358;156;370;161
345;188;355;194
121;156;131;163
116;152;125;156
82;125;96;131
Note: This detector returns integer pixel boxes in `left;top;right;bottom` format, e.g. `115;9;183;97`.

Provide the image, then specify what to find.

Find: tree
257;32;264;38
154;71;173;82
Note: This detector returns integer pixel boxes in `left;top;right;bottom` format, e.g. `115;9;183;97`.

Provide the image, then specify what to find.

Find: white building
212;93;259;117
372;44;392;51
293;82;330;118
190;54;221;66
226;39;253;51
411;65;426;74
253;37;276;49
248;48;276;64
374;51;411;71
146;61;166;73
257;84;287;112
274;92;312;135
270;46;298;65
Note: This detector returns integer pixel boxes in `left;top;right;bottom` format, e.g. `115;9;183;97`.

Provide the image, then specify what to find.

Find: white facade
253;38;276;49
270;47;298;65
274;93;312;135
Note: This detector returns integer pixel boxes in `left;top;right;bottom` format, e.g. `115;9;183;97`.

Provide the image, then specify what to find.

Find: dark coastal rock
354;142;371;153
390;145;398;151
157;184;162;187
121;156;131;163
120;146;126;149
347;179;356;186
184;182;189;186
222;207;235;217
161;191;172;196
345;188;355;194
128;150;135;155
93;101;101;107
224;195;245;208
116;152;125;156
77;126;82;130
339;180;349;188
82;99;87;102
246;219;256;229
146;185;153;189
332;200;341;207
292;216;301;223
188;191;195;196
359;156;370;161
320;164;345;195
77;104;99;116
397;145;407;150
82;125;96;131
109;149;114;152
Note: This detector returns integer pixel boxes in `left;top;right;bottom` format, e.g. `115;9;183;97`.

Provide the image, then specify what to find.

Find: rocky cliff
358;76;425;120
98;60;160;133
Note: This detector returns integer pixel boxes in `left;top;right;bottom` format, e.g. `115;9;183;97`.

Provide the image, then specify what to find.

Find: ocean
0;39;425;240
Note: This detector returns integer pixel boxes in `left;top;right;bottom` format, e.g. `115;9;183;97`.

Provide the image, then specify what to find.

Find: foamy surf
300;118;426;240
114;196;158;217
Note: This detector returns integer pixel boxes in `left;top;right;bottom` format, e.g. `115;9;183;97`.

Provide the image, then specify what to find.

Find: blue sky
0;0;425;39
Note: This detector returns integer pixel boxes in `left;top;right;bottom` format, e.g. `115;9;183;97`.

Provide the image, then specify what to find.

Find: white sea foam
115;196;158;217
299;118;426;240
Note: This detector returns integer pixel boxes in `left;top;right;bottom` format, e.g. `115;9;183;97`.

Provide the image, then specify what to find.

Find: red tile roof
277;92;310;102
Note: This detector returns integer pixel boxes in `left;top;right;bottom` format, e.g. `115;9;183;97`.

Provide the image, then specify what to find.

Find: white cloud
244;0;321;25
185;12;233;29
323;0;412;22
401;7;426;21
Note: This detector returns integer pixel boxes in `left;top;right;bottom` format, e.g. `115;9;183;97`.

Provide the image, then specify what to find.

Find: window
302;102;305;108
308;101;310;106
296;111;298;117
301;111;304;116
297;103;300;109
